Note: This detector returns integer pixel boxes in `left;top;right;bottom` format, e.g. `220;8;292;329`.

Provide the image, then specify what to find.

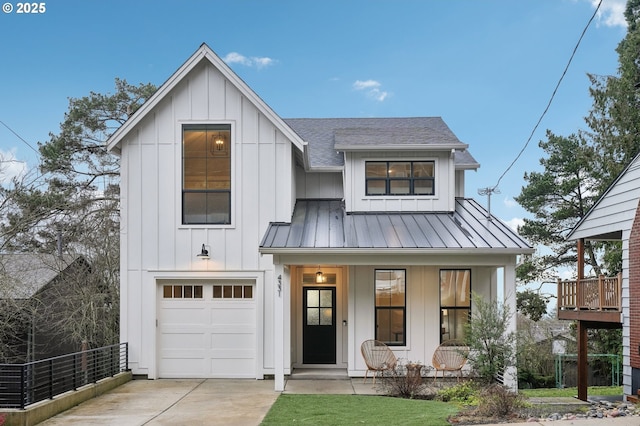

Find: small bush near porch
261;394;458;425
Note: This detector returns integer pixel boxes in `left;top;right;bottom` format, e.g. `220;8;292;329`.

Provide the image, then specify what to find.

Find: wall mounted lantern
196;244;210;260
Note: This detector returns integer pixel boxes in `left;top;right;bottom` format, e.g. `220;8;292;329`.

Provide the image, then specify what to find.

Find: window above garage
182;124;231;225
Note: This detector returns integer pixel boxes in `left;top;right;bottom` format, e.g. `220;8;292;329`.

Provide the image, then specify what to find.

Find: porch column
577;239;585;281
577;321;588;401
274;263;285;391
503;264;518;391
576;238;588;401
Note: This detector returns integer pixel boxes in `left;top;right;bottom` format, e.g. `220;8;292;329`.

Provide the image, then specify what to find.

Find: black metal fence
0;343;128;409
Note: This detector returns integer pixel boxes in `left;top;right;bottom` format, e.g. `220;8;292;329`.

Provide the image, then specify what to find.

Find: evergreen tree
0;79;156;351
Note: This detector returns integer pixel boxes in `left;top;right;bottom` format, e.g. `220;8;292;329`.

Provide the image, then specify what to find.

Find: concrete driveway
38;379;279;426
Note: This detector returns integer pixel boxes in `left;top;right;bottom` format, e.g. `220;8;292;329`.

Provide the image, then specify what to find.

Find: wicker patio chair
432;340;469;382
360;339;397;384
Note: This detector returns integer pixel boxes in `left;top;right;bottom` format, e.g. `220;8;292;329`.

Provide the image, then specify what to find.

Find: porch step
288;368;349;380
627;390;640;404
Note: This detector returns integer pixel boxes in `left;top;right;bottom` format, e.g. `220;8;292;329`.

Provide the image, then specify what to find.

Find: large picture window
375;269;406;346
182;124;231;224
365;161;434;196
440;269;471;343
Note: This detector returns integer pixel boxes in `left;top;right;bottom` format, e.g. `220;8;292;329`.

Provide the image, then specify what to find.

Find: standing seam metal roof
260;199;532;252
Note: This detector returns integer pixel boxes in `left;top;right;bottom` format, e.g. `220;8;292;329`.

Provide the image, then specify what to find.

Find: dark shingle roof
0;254;80;299
283;117;479;169
260;199;532;253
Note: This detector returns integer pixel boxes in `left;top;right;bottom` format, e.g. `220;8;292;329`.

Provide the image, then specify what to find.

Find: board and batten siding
119;60;296;377
570;156;640;399
295;167;344;199
343;151;456;213
346;261;505;377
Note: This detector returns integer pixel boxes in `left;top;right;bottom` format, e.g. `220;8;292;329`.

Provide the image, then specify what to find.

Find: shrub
437;381;478;405
464;293;516;384
378;362;431;399
474;384;526;417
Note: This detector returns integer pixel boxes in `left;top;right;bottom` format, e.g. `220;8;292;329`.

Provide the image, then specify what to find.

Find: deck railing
557;274;622;312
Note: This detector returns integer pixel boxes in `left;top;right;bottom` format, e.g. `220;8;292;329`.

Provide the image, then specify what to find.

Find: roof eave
455;163;480;171
259;247;534;255
334;143;469;151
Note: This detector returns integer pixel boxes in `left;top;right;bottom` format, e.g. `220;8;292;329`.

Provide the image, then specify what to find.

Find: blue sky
0;0;628;235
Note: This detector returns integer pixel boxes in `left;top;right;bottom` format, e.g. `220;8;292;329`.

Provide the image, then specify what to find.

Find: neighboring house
106;43;533;391
562;153;640;402
0;254;90;362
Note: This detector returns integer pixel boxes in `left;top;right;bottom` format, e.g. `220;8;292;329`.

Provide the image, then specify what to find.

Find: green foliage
520;386;622;398
515;132;601;283
464;294;516;384
437;381;478;405
0;79;155;352
516;2;640;288
516;290;548;322
516;316;559;389
586;0;640;193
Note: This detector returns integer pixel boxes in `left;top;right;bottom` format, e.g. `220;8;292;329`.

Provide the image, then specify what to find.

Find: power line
484;0;603;195
0;120;40;154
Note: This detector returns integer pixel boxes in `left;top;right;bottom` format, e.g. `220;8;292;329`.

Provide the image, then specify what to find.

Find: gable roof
285;117;479;170
568;151;640;241
106;43;306;154
0;254;84;299
260;198;532;254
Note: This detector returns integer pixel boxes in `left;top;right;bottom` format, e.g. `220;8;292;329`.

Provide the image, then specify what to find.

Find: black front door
303;287;336;364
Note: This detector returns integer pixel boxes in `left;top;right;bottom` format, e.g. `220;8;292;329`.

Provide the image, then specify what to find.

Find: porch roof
259;199;533;254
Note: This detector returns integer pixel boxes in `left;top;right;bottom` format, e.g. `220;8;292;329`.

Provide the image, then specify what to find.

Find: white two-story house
106;43;533;391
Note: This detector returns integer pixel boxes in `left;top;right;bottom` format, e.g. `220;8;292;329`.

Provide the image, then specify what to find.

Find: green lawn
520;386;623;398
261;394;459;426
261;386;624;425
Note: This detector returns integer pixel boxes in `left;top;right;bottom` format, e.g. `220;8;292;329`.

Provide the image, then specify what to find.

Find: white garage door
158;282;256;378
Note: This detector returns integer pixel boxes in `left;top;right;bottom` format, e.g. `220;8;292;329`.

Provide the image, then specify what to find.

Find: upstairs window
182;124;231;224
365;161;435;196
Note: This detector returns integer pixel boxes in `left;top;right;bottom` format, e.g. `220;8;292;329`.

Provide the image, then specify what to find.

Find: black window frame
365;160;435;196
374;269;406;346
182;124;231;225
439;269;471;343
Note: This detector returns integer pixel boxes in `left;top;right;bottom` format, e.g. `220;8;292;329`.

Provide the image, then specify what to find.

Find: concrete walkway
37;378;640;426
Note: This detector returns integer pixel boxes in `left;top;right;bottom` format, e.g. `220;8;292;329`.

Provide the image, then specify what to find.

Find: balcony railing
557;274;622;322
0;342;128;409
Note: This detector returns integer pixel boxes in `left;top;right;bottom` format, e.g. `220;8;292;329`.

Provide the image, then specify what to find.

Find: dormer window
365;161;435;196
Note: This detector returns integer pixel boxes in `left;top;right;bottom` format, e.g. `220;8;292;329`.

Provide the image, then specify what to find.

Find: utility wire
489;0;603;191
0;119;40;155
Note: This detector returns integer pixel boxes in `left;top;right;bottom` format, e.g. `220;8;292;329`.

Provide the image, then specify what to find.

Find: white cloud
503;197;518;208
0;149;27;184
590;0;627;28
353;79;389;102
353;80;381;90
505;217;525;232
222;52;276;69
